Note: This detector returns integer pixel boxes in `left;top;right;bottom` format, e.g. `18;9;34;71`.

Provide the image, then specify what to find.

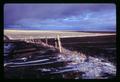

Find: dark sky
4;4;116;31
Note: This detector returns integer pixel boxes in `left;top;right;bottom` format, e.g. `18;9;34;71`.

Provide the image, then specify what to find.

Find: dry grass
4;30;116;40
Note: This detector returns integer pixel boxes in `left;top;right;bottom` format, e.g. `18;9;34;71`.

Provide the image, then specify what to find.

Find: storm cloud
4;4;116;31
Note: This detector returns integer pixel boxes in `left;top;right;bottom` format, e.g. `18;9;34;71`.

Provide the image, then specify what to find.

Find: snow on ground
57;53;116;79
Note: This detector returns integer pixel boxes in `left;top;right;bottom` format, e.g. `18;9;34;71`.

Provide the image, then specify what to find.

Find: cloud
4;4;116;31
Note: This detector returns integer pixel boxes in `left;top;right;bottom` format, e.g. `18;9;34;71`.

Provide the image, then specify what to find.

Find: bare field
4;30;116;39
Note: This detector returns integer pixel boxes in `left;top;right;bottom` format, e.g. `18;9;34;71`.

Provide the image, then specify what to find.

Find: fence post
45;36;48;44
34;39;36;44
24;37;26;42
57;35;62;53
33;38;35;44
30;36;32;43
38;38;41;44
55;38;57;48
31;36;33;43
